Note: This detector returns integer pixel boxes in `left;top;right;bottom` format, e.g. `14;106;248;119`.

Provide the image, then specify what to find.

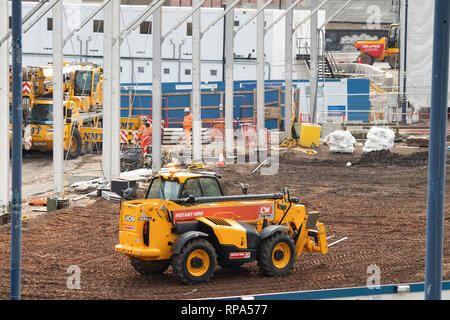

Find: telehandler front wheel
257;232;296;277
172;238;217;285
130;257;170;275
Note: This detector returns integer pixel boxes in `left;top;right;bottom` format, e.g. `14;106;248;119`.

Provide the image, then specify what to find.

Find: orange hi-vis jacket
183;113;193;131
137;124;152;146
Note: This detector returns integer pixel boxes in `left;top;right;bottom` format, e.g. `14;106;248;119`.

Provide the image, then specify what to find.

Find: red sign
172;203;274;223
355;42;385;57
229;252;251;259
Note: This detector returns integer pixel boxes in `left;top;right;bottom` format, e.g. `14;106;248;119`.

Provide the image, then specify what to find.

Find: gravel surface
1;144;449;300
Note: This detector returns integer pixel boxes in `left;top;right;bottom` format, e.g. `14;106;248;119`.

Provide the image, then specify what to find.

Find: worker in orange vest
137;117;152;160
183;108;193;146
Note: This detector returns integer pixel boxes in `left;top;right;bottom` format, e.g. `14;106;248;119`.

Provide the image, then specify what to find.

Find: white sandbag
362;127;395;153
323;130;356;153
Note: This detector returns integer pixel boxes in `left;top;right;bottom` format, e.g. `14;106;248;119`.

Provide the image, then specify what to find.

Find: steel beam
119;0;165;45
23;0;61;34
201;0;240;38
292;0;330;33
264;0;303;33
0;0;49;46
152;6;162;171
192;0;202;163
224;0;235;159
425;0;450;300
234;0;273;36
53;0;64;195
163;0;206;42
63;0;112;47
0;0;9;215
317;0;353;30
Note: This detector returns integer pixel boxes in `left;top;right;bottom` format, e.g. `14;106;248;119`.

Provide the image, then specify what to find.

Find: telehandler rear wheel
130;257;170;275
257;232;295;277
172;238;217;285
67;128;82;159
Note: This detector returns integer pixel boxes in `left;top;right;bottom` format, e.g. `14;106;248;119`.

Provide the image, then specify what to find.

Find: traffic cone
217;149;225;167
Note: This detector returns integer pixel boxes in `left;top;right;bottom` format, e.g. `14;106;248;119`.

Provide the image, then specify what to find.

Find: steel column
425;0;450;301
256;0;266;149
0;0;9;215
111;1;121;179
224;0;235;159
53;0;64;195
192;0;202;162
152;6;162;171
285;0;293;138
309;0;318;123
10;0;22;301
103;2;113;181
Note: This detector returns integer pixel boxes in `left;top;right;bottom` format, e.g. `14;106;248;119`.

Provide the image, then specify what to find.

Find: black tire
80;124;95;155
358;53;374;65
80;140;95;155
388;53;400;69
130;257;170;275
257;232;296;277
172;238;217;285
66;127;82;159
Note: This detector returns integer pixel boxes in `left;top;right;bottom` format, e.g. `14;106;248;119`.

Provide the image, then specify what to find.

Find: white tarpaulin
362;127;395;153
402;0;436;110
323;130;356;153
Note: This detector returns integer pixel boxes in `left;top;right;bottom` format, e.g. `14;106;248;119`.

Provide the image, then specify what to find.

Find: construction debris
406;135;429;147
101;191;122;203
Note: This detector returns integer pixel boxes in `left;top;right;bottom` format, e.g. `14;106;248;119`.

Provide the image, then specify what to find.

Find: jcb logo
30;127;41;135
82;132;103;142
260;206;271;214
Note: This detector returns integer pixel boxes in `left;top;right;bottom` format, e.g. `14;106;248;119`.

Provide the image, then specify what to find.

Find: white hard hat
184;108;190;113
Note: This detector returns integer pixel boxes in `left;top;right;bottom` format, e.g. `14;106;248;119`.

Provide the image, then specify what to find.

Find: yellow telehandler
115;168;329;285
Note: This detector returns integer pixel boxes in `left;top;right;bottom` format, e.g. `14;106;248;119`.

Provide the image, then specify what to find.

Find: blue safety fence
207;281;450;300
119;79;371;130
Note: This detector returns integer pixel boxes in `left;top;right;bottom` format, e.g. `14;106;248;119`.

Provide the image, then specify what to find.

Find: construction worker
137;117;152;161
183;107;192;146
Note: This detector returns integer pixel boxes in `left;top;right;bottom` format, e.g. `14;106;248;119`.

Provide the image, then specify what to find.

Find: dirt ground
0;143;449;300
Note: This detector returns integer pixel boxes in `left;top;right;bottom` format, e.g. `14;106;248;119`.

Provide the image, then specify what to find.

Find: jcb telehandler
115;168;328;285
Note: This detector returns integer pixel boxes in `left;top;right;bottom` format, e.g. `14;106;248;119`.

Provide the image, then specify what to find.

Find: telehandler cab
115;168;328;285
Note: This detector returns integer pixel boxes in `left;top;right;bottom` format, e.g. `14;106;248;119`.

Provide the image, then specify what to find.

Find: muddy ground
0;144;449;300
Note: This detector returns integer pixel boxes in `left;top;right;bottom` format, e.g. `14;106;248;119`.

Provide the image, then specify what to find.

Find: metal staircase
296;42;340;79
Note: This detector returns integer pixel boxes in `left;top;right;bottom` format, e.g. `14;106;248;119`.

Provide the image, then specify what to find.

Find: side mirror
283;187;291;203
240;183;248;195
183;195;196;204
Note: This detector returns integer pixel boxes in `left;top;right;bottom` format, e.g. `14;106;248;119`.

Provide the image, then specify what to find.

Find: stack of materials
323;130;356;153
362;127;395;153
